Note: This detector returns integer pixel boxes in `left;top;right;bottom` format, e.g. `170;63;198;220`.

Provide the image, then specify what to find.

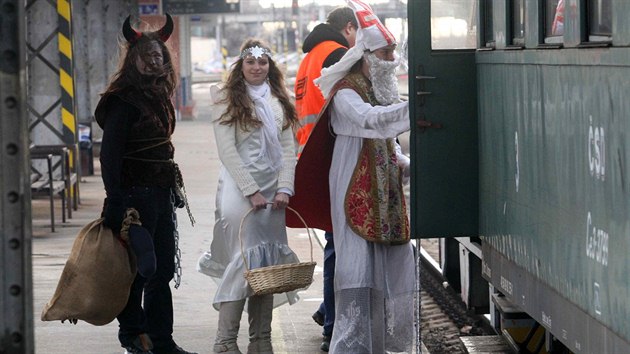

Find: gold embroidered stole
336;73;410;245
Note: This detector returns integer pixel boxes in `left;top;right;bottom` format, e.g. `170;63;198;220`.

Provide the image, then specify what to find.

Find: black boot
122;334;154;354
152;343;197;354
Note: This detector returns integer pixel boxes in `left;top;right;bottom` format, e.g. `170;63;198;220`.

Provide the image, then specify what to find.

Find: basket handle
238;203;315;272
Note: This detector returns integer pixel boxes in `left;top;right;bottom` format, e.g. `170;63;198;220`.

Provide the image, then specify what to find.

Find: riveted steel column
1;0;35;353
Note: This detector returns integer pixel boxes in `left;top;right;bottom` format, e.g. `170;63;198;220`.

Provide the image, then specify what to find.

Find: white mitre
315;0;397;99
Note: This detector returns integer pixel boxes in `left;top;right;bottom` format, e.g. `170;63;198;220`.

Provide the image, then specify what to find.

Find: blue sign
139;4;159;15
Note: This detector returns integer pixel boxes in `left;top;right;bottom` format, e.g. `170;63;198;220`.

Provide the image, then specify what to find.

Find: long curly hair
218;38;297;131
102;32;177;101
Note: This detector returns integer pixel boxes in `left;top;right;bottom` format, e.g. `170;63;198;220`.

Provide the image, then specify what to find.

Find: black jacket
96;89;176;203
302;23;349;69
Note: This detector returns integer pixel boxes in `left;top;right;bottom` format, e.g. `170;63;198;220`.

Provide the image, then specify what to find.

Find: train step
460;335;515;353
491;294;530;320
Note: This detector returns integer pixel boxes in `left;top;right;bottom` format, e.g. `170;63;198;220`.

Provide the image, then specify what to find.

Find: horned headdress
122;13;174;45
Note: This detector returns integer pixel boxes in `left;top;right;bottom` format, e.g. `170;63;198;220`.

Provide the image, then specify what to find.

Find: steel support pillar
1;0;35;353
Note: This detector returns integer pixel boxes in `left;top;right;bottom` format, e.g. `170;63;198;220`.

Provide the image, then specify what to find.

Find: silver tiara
240;46;272;59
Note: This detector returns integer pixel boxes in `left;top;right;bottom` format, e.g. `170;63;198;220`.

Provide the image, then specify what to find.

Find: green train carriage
408;0;629;351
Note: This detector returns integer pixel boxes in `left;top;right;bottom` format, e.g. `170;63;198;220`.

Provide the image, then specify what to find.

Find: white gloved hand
397;153;411;185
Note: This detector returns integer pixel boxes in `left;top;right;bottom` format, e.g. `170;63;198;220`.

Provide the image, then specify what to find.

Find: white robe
200;92;300;311
329;89;415;354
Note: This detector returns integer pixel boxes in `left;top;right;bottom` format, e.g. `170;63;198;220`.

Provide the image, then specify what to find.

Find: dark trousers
318;231;335;337
117;186;176;350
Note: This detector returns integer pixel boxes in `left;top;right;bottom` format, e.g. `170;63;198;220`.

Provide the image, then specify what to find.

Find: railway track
419;242;491;353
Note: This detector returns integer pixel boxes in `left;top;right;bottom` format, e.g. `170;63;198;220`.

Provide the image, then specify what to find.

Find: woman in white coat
204;38;299;354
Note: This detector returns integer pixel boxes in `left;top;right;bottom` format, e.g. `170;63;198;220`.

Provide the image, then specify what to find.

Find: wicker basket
239;206;316;296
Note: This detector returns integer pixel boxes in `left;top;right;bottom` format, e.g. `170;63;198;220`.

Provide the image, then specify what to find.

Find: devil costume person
96;14;196;354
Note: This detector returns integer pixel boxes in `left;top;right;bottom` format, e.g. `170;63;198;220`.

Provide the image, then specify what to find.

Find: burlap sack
41;209;140;325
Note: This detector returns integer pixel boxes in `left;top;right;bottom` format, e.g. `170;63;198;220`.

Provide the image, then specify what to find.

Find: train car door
409;0;479;238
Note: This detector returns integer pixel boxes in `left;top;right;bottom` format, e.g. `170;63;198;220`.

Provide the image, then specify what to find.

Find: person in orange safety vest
293;6;357;353
295;7;357;158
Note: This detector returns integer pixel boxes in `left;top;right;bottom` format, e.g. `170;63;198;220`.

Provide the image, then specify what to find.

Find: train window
511;0;525;46
482;0;494;48
430;0;477;50
545;0;564;37
588;0;612;41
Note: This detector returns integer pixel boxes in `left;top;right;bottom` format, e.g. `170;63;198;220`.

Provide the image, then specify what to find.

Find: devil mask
122;13;174;45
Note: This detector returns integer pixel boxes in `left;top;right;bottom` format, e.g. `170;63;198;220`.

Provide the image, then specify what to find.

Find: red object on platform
286;109;335;232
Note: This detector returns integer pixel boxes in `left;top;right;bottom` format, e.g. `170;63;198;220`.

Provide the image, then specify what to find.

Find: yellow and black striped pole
57;0;76;146
57;0;78;207
221;46;228;81
222;47;228;70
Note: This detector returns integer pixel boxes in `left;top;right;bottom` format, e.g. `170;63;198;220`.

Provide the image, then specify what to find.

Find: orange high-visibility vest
294;41;346;157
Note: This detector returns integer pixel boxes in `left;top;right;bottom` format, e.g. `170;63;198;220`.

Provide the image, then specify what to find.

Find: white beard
366;52;401;105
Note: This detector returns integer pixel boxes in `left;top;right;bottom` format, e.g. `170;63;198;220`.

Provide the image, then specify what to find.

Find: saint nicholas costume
287;1;415;352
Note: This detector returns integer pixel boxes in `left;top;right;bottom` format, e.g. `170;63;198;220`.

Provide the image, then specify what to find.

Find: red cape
286;104;335;231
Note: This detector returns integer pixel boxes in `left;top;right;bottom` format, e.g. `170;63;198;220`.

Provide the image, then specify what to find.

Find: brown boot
213;300;246;354
246;295;274;354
